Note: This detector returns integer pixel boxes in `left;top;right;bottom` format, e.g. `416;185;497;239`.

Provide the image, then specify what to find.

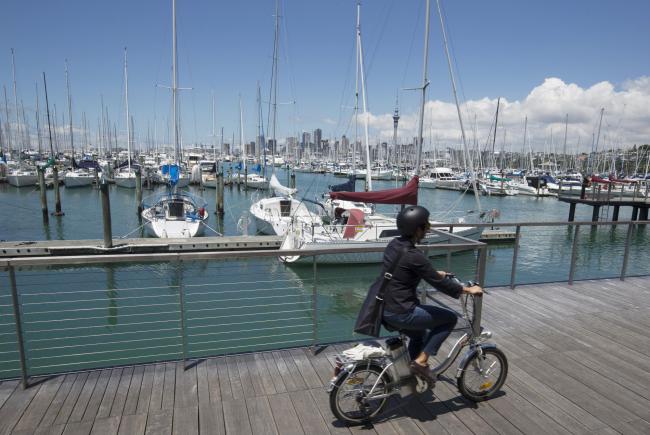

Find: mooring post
510;225;522;289
639;207;649;221
568;202;576;222
631;206;639;221
52;166;64;216
568;224;580;285
135;168;143;215
290;171;296;189
244;166;248;190
612;205;620;221
100;178;113;248
591;205;600;223
217;171;224;217
37;167;48;222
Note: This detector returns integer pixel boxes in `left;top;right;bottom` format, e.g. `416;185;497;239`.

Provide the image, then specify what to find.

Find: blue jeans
383;305;458;360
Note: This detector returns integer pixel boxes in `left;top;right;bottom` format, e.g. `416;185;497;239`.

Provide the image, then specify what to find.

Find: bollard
52;166;64;216
290;171;296;189
244;166;248;190
100;178;113;248
216;171;224;217
94;170;99;189
237;168;241;191
38;167;48;222
136;168;143;215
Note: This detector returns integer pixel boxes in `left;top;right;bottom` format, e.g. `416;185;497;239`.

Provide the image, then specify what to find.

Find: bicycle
327;280;508;425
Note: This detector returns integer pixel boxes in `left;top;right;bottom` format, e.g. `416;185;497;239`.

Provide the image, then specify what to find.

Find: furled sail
329;176;418;205
270;174;297;197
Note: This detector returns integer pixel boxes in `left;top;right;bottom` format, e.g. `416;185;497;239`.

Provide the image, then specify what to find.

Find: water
1;170;648;379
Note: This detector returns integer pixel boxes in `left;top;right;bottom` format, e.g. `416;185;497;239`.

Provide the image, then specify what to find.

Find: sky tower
392;93;400;165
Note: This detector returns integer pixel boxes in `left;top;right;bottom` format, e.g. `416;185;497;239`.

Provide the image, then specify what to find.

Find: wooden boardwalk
1;276;649;435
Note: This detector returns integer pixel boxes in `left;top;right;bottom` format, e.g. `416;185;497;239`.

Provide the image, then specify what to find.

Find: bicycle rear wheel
457;347;508;402
329;364;390;425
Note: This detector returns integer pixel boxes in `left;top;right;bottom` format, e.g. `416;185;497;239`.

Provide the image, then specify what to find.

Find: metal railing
1;219;648;387
0;231;485;388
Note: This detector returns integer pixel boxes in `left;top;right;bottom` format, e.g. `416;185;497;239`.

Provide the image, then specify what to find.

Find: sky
1;0;649;154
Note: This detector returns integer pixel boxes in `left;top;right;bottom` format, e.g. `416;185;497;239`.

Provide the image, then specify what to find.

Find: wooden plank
288;389;332;435
172;405;198;435
174;362;197;409
13;375;64;432
0;380;18;410
110;366;134;417
234;355;257;398
266;393;303;435
136;365;155;414
288;348;322;389
145;408;173;435
123;365;145;415
204;358;222;404
96;369;123;419
38;374;78;429
69;371;101;423
538;351;650;421
245;396;278;435
613;418;650;435
148;364;166;412
118;414;147;435
261;352;287;394
61;421;93;435
90;416;121;435
161;363;176;410
32;423;66;435
81;369;112;421
0;380;40;434
214;357;233;402
270;350;305;392
222;398;252;435
55;372;89;425
225;356;245;400
306;388;353;435
249;353;276;396
198;399;225;435
406;394;470;435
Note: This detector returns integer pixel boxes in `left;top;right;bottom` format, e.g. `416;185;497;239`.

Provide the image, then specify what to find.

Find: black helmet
396;205;430;237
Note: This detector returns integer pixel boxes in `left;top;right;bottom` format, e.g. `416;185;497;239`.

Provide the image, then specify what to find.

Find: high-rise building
301;132;311;150
313;128;322;151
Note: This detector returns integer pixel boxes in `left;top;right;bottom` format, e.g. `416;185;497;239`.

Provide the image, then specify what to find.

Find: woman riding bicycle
382;205;483;382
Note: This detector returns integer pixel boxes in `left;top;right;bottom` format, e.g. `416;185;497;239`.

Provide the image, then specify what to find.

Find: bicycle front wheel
457;347;508;402
329;364;390;425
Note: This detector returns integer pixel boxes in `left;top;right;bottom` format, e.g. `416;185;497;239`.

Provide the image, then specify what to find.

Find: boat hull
7;174;38;187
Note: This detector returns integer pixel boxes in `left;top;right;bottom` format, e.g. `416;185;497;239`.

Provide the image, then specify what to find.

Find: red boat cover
329;176;419;205
590;175;611;184
343;209;366;239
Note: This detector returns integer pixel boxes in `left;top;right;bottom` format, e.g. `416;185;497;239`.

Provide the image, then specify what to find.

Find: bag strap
376;247;408;302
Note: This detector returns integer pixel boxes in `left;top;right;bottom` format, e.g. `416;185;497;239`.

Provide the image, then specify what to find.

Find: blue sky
1;0;649;151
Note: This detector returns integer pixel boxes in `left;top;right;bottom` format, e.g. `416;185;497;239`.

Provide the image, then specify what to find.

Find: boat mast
562;113;568;171
35;82;42;156
42;73;55;158
435;0;481;210
212;90;216;161
270;0;280;178
239;94;245;169
356;0;372;191
11;49;21;153
3;87;12;155
124;48;132;172
65;60;75;166
172;0;180;165
257;82;265;177
588;108;604;175
414;0;431;177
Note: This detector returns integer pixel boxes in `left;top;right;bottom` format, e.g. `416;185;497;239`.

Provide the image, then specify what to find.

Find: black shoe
409;362;436;385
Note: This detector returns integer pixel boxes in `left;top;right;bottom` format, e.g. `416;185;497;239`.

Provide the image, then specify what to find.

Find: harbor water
1;169;649;379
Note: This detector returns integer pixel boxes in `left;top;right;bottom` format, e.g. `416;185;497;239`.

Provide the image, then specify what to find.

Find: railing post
568;224;580;285
620;222;634;281
176;260;188;368
8;265;29;389
312;255;318;348
477;245;487;288
509;225;521;289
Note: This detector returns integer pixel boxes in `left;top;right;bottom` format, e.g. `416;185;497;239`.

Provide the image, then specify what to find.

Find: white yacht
63;169;94;187
7;168;38;187
141;191;208;238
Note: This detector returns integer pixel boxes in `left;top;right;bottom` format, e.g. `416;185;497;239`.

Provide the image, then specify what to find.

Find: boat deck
0;276;649;434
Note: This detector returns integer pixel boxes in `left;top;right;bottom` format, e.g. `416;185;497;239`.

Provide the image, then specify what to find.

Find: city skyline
1;0;649;154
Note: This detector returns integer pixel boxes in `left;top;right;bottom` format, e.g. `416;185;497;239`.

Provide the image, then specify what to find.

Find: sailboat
280;0;482;264
62;61;94;188
114;49;137;189
249;2;318;236
141;0;208;238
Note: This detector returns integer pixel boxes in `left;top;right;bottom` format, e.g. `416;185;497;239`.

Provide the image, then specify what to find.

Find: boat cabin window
280;199;292;217
166;200;185;219
378;229;401;238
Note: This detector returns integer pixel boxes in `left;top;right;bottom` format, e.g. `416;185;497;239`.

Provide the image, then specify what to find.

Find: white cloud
363;77;650;152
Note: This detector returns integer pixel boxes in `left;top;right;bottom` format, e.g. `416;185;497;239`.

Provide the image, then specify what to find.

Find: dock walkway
0;276;649;434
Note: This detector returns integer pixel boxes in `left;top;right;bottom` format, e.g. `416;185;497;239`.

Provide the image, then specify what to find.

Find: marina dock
0;276;648;434
0;236;283;258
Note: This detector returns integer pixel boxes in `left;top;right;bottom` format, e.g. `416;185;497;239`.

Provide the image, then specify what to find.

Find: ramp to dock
0;276;648;434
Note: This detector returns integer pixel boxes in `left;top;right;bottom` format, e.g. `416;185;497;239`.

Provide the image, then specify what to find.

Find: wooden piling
136;168;143;215
244;166;248;190
612;205;620;221
290;171;296;189
37;167;48;222
216;171;224;217
100;179;113;248
632;206;639;221
568;202;576;222
52;166;64;216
